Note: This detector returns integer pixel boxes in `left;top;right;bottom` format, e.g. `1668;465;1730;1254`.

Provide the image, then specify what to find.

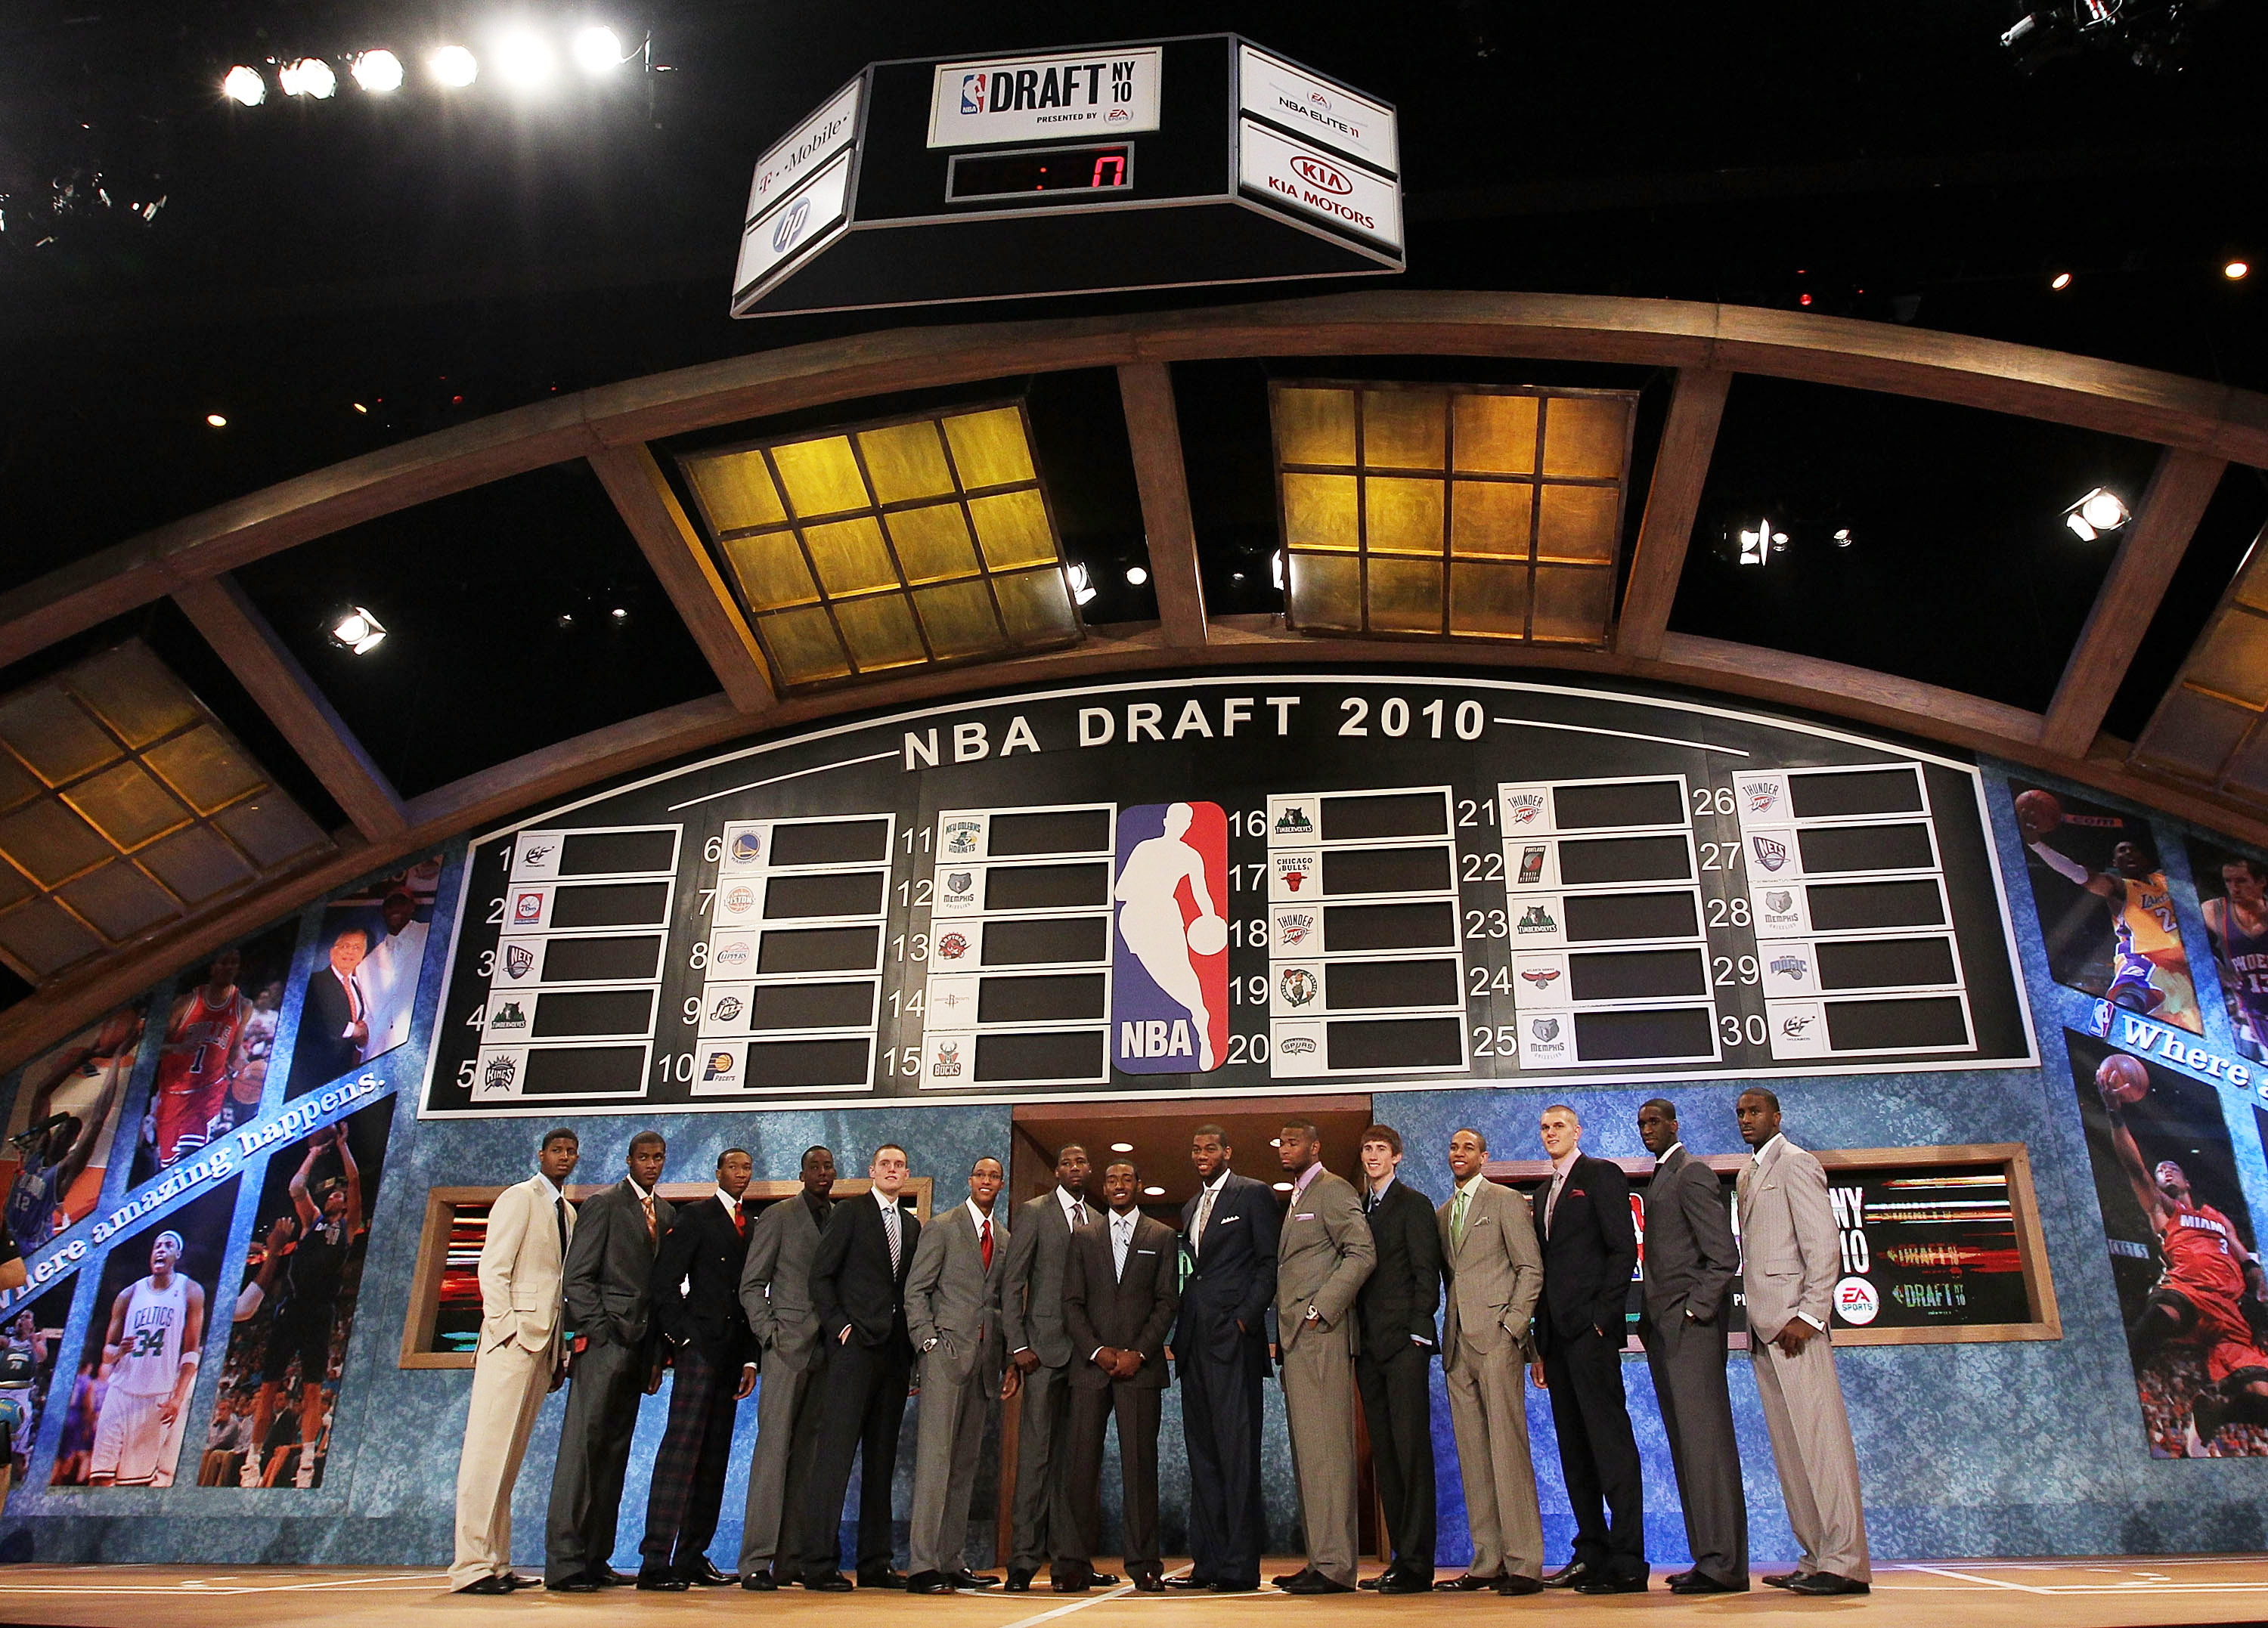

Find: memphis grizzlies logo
1531;1017;1560;1043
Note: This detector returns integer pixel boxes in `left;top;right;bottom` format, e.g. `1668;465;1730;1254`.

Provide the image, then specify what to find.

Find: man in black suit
637;1148;758;1590
1353;1125;1442;1594
1057;1159;1179;1593
546;1130;673;1590
1171;1122;1279;1595
291;927;368;1090
1531;1103;1647;1594
784;1143;919;1591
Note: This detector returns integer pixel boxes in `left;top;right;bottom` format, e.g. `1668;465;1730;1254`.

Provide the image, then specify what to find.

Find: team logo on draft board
1274;854;1312;891
931;989;970;1019
1279;967;1318;1008
479;1054;518;1094
1835;1277;1880;1326
503;944;534;980
730;831;763;865
1520;967;1562;990
933;1039;963;1078
1506;793;1546;826
1765;890;1795;915
1273;806;1314;836
1111;802;1229;1075
943;871;976;902
725;886;757;912
1279;1035;1317;1056
1516;845;1547;885
1531;1017;1560;1043
491;1001;528;1030
711;995;745;1023
936;931;970;962
1515;905;1557;935
702;1051;739;1082
944;819;982;854
1742;782;1780;815
1768;955;1808;980
513;892;544;924
1781;1014;1815;1037
716;939;751;969
520;841;556;867
1751;835;1789;873
1277;911;1315;947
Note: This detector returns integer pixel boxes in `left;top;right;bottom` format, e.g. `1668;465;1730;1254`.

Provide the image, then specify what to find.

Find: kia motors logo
772;197;810;252
1288;154;1352;194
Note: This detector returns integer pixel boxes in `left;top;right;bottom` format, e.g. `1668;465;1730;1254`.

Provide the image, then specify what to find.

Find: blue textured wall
7;753;2268;1572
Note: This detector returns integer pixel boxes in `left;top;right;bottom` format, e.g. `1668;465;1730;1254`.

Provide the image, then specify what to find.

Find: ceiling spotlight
222;65;268;107
329;606;387;655
2065;487;2130;540
351;49;404;93
279;57;338;98
1271;548;1285;590
609;606;628;620
1142;1185;1165;1196
1833;527;1854;549
556;612;575;627
2229;260;2253;281
1736;518;1777;567
2050;271;2072;290
1067;564;1098;607
572;25;624;73
204;413;228;429
1110;1142;1134;1153
1125;565;1149;585
352;401;368;413
430;45;479;87
494;29;556;88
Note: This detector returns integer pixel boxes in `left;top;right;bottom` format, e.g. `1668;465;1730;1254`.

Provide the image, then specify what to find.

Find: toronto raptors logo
936;931;970;962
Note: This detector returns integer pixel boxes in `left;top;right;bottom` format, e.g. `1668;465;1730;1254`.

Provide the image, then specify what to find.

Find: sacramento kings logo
1751;835;1789;872
503;943;534;979
480;1054;517;1094
730;831;763;865
1279;967;1318;1007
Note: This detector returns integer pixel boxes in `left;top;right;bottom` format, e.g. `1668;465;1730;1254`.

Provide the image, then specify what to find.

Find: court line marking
995;1580;1140;1628
1491;716;1750;757
1895;1565;2054;1594
666;749;900;812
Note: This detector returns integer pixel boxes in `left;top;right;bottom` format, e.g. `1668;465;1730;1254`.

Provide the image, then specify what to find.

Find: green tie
1451;1187;1470;1246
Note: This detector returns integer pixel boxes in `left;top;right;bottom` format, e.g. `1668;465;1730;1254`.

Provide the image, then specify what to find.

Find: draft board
421;671;2037;1116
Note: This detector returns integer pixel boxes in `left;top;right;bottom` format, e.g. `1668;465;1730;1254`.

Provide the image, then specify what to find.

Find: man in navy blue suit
1170;1123;1279;1595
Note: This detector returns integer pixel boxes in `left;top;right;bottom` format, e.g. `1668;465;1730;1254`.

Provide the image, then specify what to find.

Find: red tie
733;1206;745;1238
981;1218;993;1270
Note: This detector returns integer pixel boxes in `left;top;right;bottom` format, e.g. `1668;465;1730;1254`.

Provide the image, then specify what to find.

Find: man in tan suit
451;1127;580;1594
1736;1088;1870;1597
1435;1127;1546;1596
1271;1119;1375;1595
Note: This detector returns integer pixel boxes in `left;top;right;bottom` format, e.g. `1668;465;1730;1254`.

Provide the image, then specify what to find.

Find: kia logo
1289;154;1352;194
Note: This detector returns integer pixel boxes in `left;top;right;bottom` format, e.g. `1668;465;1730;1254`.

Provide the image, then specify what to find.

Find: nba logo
960;72;986;113
1111;803;1228;1074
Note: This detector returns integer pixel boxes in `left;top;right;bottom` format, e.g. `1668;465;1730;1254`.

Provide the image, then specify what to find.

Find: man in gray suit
1635;1100;1747;1595
735;1144;835;1591
546;1131;673;1590
999;1143;1095;1592
905;1156;1014;1594
1271;1119;1375;1595
1435;1127;1546;1597
1736;1088;1870;1596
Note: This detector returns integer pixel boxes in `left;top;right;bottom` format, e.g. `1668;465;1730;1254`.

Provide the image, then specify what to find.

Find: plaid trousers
640;1345;742;1571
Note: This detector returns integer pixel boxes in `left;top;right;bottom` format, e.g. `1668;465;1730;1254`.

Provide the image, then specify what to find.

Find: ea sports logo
1288;154;1352;194
1834;1277;1879;1326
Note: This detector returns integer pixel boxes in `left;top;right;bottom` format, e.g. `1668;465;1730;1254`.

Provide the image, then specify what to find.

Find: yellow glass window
1451;393;1538;475
1362;389;1447;471
683;450;788;534
834;595;928;673
1365;477;1445;556
942;407;1036;488
1282;473;1359;551
720;532;820;611
1450;480;1535;559
1287;552;1362;632
857;421;956;504
1530;566;1615;643
993;569;1080;643
912;580;1003;658
1367;558;1444;635
883;503;981;584
1275;386;1357;466
801;515;901;598
967;488;1056;572
756;607;852;684
1535;484;1620;563
770;435;870;518
1541;396;1628;479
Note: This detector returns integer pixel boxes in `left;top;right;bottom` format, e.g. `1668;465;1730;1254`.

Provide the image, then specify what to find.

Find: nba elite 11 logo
1111;802;1229;1072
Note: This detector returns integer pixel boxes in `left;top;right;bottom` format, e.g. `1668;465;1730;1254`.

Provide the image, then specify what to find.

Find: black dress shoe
1495;1575;1545;1596
1165;1575;1211;1589
1789;1571;1870;1595
1359;1575;1382;1590
1272;1568;1315;1587
803;1573;854;1591
1378;1572;1432;1595
904;1571;954;1595
1052;1571;1091;1593
636;1568;689;1592
1436;1572;1499;1590
950;1569;999;1588
504;1574;542;1590
594;1568;637;1586
545;1577;600;1592
1663;1570;1695;1588
1005;1567;1036;1592
1284;1574;1355;1594
1133;1571;1164;1593
683;1560;739;1586
1671;1573;1746;1594
741;1570;777;1590
858;1568;908;1589
1574;1573;1648;1595
1763;1571;1802;1589
455;1576;513;1596
1541;1559;1590;1589
1087;1570;1120;1585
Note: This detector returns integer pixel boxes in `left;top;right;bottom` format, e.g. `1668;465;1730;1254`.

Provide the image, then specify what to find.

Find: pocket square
1295;1212;1316;1221
1136;1247;1157;1255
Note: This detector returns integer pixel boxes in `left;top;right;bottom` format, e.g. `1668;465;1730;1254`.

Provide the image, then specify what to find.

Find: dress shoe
1378;1572;1433;1595
1087;1570;1120;1585
1211;1580;1259;1593
593;1568;637;1586
1165;1575;1212;1589
1495;1575;1545;1596
858;1568;908;1589
1541;1559;1590;1589
1359;1575;1382;1590
636;1568;689;1592
1005;1567;1036;1592
545;1577;600;1592
1284;1573;1355;1594
904;1571;954;1595
740;1570;777;1591
1671;1573;1746;1594
683;1560;739;1586
1052;1571;1091;1593
1436;1572;1499;1590
454;1575;514;1596
1133;1571;1164;1593
1763;1571;1802;1589
950;1569;999;1588
1574;1573;1648;1595
1788;1571;1870;1596
803;1573;854;1591
1272;1568;1315;1587
504;1574;542;1590
1663;1570;1695;1588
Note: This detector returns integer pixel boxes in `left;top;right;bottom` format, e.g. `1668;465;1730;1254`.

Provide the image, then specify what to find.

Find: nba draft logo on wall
1111;802;1228;1073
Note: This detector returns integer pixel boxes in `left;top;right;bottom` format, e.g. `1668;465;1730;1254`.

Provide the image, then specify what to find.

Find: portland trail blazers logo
480;1054;517;1094
936;931;970;962
1279;967;1318;1008
503;943;534;979
932;1040;962;1077
1751;835;1789;873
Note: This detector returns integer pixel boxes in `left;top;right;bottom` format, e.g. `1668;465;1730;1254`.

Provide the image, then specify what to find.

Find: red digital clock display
947;144;1133;203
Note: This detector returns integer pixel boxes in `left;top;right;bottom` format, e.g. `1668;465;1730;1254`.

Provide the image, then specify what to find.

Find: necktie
1191;1185;1216;1258
1114;1217;1132;1280
885;1203;900;1274
1071;1199;1086;1229
1451;1187;1469;1246
641;1194;655;1243
733;1205;746;1238
554;1194;568;1258
1364;1190;1377;1217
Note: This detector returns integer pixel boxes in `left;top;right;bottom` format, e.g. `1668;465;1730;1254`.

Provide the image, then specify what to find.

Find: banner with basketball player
2187;837;2268;1062
286;861;440;1101
1;1001;148;1260
132;921;299;1187
1;1275;76;1503
2012;784;2201;1035
201;1094;392;1489
48;1178;238;1489
2068;1029;2268;1458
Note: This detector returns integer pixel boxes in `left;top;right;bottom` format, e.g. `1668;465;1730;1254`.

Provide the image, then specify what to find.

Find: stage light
494;29;555;88
2229;260;2252;281
1068;564;1098;606
1271;548;1284;590
556;612;574;627
1833;528;1854;548
431;45;478;87
280;57;338;98
2050;271;2072;290
205;413;228;429
351;49;404;92
572;25;624;73
1736;518;1778;567
352;401;368;413
1125;565;1148;585
222;65;267;107
1110;1142;1134;1153
329;606;387;655
1142;1185;1165;1196
609;606;628;620
2064;487;2130;540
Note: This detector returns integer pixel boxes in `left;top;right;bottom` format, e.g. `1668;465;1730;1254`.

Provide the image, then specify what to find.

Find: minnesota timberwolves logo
491;1001;527;1031
1751;835;1789;873
772;197;811;254
1274;806;1314;836
1515;905;1557;935
480;1054;517;1094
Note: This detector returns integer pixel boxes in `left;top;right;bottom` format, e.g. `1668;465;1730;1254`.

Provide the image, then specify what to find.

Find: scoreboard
423;671;2037;1117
